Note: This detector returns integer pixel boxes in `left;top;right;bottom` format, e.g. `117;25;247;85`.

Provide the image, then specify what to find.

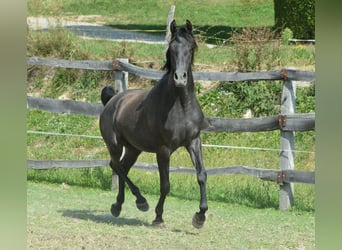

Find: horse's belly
119;123;199;153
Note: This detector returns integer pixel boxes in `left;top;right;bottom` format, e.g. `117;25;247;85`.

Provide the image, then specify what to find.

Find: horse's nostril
174;73;178;80
183;72;187;78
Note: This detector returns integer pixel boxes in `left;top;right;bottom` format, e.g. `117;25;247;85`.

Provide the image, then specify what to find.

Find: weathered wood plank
27;159;110;169
204;166;314;184
204;116;279;133
165;5;176;51
285;170;315;184
193;71;282;82
27;96;103;117
27;96;315;132
203;113;315;133
27;160;314;184
28;57;315;82
114;58;129;92
113;59;164;80
28;57;113;70
27;95;315;132
279;78;296;210
114;59;315;82
281;113;315;131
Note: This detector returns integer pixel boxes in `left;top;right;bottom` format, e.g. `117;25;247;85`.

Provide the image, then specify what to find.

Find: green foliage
281;27;293;45
198;81;282;118
274;0;315;39
296;84;315;113
221;81;282;117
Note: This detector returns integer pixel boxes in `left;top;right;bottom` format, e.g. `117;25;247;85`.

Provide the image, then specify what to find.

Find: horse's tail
101;86;115;106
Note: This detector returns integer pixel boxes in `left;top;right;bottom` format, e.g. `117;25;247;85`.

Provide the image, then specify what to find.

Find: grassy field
28;0;275;27
27;181;314;249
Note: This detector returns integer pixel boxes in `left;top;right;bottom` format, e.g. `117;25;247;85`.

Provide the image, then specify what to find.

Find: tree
274;0;315;39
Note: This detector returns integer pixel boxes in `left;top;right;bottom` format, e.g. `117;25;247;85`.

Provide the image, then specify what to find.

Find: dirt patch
27;15;106;30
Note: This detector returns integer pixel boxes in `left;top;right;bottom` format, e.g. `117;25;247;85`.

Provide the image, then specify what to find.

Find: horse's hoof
152;220;166;229
136;201;149;212
192;212;205;229
110;203;121;217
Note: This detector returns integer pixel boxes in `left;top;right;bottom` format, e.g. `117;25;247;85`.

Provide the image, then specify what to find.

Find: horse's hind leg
119;146;149;212
108;146;125;217
105;142;129;216
108;143;149;217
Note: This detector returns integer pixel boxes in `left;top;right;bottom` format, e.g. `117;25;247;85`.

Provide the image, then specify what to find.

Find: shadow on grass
108;24;247;44
59;209;151;227
59;209;202;234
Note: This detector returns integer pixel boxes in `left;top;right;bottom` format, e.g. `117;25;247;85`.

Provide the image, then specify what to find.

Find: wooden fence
27;56;315;210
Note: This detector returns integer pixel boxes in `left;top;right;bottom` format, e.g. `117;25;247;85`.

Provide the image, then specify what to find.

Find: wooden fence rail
27;160;314;185
27;57;315;210
27;96;103;117
28;57;315;82
27;95;315;132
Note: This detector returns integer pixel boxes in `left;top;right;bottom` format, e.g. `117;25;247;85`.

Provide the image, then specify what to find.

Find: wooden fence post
279;68;296;210
111;58;129;190
165;5;175;59
114;58;128;93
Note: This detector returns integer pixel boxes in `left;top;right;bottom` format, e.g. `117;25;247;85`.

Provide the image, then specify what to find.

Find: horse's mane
162;27;197;73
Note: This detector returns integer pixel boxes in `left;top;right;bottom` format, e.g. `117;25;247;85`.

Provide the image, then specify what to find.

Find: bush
199;81;282;118
229;27;281;72
281;27;293;45
296;83;315;113
274;0;315;39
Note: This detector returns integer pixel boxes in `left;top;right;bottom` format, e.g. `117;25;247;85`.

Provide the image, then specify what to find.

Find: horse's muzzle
174;80;187;87
174;71;187;87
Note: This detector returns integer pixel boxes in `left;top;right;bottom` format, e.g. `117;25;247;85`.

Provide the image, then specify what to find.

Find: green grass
27;181;314;249
28;0;274;27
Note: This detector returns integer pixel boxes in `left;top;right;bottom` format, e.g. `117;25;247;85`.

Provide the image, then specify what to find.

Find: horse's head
164;19;197;87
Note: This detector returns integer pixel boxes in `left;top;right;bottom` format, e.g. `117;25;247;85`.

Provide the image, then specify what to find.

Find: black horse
99;20;208;228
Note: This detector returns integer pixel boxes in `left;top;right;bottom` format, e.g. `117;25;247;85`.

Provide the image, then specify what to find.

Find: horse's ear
170;19;177;35
185;19;193;33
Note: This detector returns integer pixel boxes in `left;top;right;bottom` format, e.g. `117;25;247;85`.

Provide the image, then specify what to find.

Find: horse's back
99;89;149;145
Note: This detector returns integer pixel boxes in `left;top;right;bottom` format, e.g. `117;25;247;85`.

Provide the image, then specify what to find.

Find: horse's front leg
152;147;171;228
186;137;208;228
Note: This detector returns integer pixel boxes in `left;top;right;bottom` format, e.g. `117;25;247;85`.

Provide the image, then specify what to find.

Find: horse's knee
197;171;207;185
161;182;170;196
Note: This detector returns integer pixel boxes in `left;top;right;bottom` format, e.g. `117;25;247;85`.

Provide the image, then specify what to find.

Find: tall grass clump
230;27;281;72
27;26;88;59
27;26;114;100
